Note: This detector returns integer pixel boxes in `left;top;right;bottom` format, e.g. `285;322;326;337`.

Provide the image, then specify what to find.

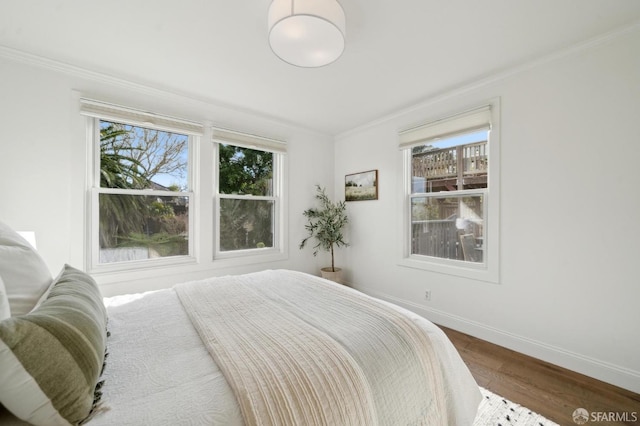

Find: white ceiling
1;1;640;135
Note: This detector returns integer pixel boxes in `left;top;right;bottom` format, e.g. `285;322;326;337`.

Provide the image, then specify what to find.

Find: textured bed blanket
175;270;448;426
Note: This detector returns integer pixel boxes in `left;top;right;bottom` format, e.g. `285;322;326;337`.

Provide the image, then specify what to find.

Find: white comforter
0;270;481;425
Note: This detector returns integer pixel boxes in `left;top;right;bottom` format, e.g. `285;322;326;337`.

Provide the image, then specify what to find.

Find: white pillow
0;221;52;316
0;276;9;319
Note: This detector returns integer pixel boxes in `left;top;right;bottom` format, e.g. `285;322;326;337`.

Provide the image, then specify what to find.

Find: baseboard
360;287;640;394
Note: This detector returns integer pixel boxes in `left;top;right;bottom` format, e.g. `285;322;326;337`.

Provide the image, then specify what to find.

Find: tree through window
96;120;191;264
217;144;277;252
84;98;287;271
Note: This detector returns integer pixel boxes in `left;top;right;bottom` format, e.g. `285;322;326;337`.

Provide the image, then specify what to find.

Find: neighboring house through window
399;99;500;283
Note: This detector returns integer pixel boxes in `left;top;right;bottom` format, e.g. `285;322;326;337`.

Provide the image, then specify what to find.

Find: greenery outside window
213;129;286;259
83;100;287;273
399;100;500;282
82;99;202;271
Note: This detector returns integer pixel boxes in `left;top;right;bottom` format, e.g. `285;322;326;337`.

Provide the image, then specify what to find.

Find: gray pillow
0;264;108;425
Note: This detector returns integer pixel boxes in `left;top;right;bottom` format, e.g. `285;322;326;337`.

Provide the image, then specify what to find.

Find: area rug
474;387;560;426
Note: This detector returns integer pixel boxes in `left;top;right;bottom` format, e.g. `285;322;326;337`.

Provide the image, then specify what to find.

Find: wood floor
439;326;640;426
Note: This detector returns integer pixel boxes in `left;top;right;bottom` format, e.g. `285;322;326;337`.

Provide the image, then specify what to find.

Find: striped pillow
0;264;108;426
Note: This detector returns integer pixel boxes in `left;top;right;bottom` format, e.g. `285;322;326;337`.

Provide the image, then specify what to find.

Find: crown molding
2;18;638;140
336;20;640;141
0;45;157;93
0;45;327;138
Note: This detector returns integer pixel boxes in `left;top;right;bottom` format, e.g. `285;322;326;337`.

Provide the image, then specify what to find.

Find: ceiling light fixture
268;0;346;68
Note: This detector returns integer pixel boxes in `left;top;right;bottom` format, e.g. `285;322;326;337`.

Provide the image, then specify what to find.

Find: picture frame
345;169;378;201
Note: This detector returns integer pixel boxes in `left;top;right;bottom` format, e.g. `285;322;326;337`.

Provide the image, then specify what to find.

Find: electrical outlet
425;290;431;301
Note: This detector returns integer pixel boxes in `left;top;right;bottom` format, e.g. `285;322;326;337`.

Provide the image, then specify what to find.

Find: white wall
0;52;335;295
335;29;640;392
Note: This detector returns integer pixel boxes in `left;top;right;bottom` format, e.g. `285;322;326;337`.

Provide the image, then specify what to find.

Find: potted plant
299;185;349;283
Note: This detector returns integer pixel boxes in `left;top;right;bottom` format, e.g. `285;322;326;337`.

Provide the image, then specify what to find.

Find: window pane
218;144;273;196
411;130;488;193
219;199;274;251
100;121;189;190
99;194;189;263
411;194;484;263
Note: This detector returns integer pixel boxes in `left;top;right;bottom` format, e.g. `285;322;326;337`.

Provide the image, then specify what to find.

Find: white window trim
212;138;288;263
80;98;204;135
85;114;198;274
82;98;289;278
398;98;501;284
212;127;287;153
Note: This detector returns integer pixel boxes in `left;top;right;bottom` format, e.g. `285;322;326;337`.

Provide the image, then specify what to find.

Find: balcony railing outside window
412;140;488;192
410;133;488;263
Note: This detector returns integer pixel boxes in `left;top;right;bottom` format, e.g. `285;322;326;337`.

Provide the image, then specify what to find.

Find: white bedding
94;289;244;425
0;270;481;425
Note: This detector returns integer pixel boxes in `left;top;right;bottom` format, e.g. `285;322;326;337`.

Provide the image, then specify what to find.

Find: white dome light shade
268;0;346;68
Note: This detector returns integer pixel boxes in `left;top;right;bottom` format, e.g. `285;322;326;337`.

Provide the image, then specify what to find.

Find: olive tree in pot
299;185;349;284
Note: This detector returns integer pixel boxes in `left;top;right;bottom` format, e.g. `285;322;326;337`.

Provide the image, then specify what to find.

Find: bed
0;220;481;425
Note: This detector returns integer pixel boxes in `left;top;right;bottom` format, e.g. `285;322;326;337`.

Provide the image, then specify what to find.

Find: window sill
398;256;499;284
91;249;288;287
212;248;288;268
89;255;197;275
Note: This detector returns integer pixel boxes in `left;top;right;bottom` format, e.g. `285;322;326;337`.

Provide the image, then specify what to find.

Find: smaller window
399;100;500;283
216;143;283;255
410;130;488;263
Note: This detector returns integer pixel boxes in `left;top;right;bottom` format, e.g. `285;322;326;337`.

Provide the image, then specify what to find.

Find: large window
83;103;199;269
82;100;287;273
96;121;192;263
399;101;500;282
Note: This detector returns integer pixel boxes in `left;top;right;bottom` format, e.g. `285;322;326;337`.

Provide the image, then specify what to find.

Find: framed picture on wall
345;169;378;201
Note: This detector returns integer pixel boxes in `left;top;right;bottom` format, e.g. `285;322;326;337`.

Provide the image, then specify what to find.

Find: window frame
81;99;289;278
212;131;288;263
85;112;199;273
398;98;501;283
